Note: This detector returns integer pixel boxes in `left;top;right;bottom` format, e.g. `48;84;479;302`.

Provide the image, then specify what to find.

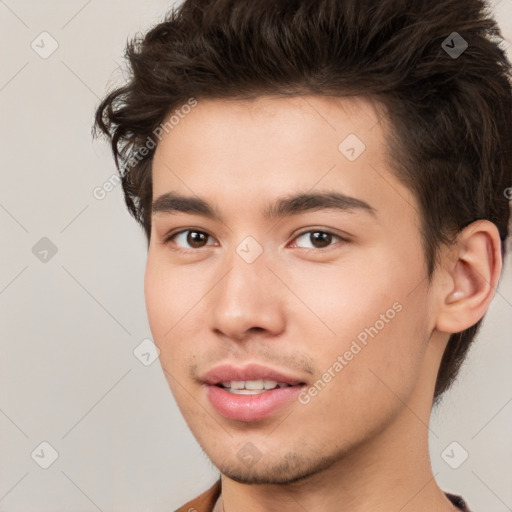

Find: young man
94;0;512;510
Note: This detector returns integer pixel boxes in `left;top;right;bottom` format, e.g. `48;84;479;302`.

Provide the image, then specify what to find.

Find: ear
434;220;502;334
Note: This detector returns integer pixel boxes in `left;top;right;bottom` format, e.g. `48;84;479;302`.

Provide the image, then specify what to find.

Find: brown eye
187;231;209;248
164;229;214;249
309;231;333;248
292;230;342;250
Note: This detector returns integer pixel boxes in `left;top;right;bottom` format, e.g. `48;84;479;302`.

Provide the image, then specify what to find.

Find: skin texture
144;96;501;512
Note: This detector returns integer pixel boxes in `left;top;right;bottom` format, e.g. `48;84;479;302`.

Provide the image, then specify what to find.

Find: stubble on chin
211;447;346;486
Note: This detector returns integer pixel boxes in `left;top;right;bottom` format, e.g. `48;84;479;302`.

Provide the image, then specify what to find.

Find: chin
211;449;343;485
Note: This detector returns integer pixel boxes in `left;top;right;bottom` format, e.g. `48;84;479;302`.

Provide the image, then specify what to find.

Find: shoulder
174;480;222;512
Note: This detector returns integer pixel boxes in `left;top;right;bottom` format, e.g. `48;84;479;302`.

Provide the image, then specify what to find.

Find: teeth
245;379;275;390
220;380;290;393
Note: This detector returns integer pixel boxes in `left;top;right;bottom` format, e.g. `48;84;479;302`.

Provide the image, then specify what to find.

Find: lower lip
206;385;303;422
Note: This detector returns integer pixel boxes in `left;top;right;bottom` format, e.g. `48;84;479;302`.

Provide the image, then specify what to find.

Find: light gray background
1;1;511;511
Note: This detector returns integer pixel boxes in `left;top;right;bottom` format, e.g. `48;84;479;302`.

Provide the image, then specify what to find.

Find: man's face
145;96;439;483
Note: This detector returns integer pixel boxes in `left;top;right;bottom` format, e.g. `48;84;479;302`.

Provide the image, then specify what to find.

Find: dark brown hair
94;0;512;403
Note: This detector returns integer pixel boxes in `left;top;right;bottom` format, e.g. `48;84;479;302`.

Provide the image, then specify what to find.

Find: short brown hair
94;0;512;403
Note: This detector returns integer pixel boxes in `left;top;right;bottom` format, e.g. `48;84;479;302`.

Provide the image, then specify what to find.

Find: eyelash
162;228;349;253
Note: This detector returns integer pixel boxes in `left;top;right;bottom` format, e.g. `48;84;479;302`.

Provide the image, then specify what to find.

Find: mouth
201;364;307;422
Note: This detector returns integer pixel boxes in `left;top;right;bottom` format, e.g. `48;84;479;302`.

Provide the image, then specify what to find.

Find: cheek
144;257;168;339
144;254;210;377
144;267;195;410
288;254;410;339
292;297;428;446
144;255;185;359
289;248;429;391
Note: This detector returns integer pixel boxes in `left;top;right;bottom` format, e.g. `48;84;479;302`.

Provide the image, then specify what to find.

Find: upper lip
200;363;305;386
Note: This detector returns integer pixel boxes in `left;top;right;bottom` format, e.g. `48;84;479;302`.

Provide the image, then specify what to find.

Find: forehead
151;95;417;225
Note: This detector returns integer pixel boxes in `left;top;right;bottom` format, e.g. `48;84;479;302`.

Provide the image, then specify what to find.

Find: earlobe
435;221;502;334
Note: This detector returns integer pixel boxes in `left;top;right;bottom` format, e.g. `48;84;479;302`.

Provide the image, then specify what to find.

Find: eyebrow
151;191;376;221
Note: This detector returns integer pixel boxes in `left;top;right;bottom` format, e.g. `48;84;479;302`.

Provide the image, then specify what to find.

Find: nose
208;248;286;341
